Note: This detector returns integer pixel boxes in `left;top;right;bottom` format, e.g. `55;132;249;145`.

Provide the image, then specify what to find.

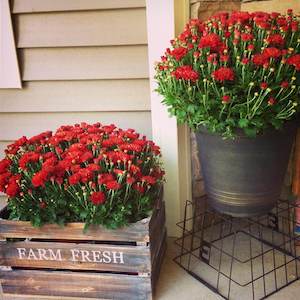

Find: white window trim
0;0;22;89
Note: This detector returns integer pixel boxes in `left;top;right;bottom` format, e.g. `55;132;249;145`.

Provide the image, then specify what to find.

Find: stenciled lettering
92;250;102;263
112;251;124;264
70;249;80;262
15;247;124;264
102;251;112;264
17;248;26;259
48;249;62;261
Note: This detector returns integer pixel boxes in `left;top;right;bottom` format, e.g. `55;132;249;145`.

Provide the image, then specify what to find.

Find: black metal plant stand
174;196;300;300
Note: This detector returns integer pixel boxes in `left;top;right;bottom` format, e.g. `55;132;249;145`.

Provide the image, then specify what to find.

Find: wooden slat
13;0;146;13
0;80;150;112
3;295;99;300
0;111;152;140
0;220;150;243
0;241;150;273
20;46;149;81
16;9;147;48
0;218;150;243
0;269;151;299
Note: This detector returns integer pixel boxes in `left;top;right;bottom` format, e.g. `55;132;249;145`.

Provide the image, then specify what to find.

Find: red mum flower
268;97;276;106
126;176;136;185
105;180;121;190
142;176;156;185
291;21;299;32
87;164;101;172
102;137;123;148
114;168;125;176
98;173;115;185
193;51;200;58
222;95;231;104
129;164;141;175
171;65;199;82
224;31;231;38
212;67;235;82
78;168;92;183
68;173;81;185
0;158;11;174
42;157;58;169
248;44;255;51
280;81;289;89
241;33;253;42
220;55;229;62
198;33;222;52
107;151;132;163
32;170;48;188
241;58;250;65
0;172;11;191
255;20;270;30
170;47;188;61
80;151;93;163
260;82;268;90
230;11;251;24
253;54;269;66
90;191;106;205
6;181;20;197
133;183;145;194
119;143;142;152
271;12;280;19
263;47;282;59
19;152;40;169
266;34;285;47
287;54;300;71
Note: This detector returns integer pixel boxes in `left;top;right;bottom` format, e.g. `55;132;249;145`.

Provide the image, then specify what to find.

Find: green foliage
1;123;164;230
155;11;300;138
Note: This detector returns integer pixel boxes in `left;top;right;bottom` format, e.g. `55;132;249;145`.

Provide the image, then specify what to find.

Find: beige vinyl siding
0;80;150;112
20;46;149;81
0;112;152;141
0;1;150;205
16;9;147;47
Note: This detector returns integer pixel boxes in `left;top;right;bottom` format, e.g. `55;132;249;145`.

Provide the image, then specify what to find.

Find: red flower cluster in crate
155;10;300;138
0;122;164;229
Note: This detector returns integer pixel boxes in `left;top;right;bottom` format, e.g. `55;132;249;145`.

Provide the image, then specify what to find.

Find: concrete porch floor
155;238;300;300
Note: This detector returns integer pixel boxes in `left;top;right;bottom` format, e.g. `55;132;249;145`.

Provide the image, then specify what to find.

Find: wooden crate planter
0;196;166;300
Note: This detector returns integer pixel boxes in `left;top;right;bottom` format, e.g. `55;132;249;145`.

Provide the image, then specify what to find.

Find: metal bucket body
195;122;297;217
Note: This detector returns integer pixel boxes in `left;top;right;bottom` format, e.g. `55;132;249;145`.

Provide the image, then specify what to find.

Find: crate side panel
0;241;151;273
151;230;167;293
150;202;166;262
0;218;149;242
0;269;152;299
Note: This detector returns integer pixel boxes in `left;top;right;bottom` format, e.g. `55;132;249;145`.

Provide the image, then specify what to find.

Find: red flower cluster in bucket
0;122;164;229
155;10;300;138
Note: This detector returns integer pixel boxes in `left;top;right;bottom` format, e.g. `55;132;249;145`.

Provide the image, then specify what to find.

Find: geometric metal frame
174;197;300;299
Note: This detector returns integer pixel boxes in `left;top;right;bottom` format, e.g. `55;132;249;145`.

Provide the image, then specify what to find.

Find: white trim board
0;0;21;88
146;0;192;236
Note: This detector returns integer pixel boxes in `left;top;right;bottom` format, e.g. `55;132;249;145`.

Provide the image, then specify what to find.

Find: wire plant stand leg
174;197;300;300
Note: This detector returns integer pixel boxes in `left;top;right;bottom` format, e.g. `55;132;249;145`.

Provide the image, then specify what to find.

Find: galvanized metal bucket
195;121;298;217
